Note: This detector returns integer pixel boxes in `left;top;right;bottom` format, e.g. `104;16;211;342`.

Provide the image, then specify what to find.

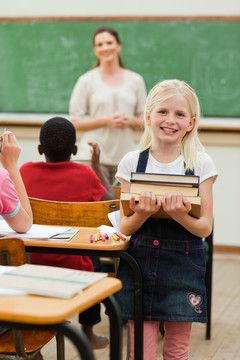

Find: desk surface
0;277;121;325
23;227;130;251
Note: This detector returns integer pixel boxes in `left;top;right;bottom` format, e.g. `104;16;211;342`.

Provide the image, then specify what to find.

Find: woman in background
69;26;147;184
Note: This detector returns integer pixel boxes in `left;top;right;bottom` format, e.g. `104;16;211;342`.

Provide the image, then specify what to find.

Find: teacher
69;26;147;184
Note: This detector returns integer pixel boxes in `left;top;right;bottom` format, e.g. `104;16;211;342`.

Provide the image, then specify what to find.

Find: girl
69;26;146;184
0;130;32;233
115;79;218;359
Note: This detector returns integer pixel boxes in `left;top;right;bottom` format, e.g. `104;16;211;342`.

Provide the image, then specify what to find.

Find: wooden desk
23;227;143;360
0;276;122;360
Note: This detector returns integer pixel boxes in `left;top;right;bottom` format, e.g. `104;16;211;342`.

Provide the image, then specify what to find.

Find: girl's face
146;93;196;146
93;31;121;64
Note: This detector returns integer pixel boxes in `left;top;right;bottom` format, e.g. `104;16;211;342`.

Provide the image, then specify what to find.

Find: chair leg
56;333;65;360
12;329;28;360
205;231;213;340
12;329;40;360
126;322;130;360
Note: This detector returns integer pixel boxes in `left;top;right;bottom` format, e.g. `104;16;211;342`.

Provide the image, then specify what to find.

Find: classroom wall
1;0;240;16
1;1;240;248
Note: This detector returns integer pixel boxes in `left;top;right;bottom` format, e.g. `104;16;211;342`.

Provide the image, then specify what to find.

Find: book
129;172;199;197
0;264;108;299
130;180;199;197
131;172;199;185
121;192;201;219
0;221;79;242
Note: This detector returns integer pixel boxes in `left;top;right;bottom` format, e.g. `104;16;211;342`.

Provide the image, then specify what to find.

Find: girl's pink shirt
0;168;20;218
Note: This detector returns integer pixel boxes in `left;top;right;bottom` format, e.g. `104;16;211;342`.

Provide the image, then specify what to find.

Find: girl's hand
129;191;162;220
161;193;192;220
0;131;21;170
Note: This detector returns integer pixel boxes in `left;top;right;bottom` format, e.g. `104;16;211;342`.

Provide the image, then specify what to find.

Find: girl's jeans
129;320;192;360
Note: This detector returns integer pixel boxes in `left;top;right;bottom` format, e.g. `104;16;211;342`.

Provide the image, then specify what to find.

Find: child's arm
0;131;33;233
119;178;161;236
88;142;116;200
161;177;213;238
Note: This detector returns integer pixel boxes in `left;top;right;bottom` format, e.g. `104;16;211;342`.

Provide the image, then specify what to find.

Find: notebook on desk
0;221;79;241
0;264;108;298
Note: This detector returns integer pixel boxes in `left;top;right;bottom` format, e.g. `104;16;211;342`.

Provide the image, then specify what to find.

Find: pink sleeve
0;169;20;218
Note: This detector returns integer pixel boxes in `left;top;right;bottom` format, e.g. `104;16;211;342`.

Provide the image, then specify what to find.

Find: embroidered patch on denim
187;292;203;314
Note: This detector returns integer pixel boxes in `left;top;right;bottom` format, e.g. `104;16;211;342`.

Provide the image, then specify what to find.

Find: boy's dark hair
40;117;76;162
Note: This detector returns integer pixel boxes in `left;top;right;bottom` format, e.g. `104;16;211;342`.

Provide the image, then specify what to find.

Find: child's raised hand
129;191;161;219
161;193;192;220
88;142;100;168
0;131;21;170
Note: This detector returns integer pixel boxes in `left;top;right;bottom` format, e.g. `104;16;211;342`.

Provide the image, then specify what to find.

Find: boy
20;117;116;349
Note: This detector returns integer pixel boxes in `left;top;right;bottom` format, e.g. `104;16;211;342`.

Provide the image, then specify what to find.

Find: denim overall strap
136;149;195;176
184;163;194;176
136;148;150;172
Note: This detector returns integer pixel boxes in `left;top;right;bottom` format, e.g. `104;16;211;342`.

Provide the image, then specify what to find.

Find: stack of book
121;172;201;219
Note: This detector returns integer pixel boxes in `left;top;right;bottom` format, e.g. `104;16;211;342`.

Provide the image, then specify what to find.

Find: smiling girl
115;79;218;360
69;26;147;184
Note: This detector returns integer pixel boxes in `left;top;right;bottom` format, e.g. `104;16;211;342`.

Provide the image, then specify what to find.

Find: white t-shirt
69;68;147;165
116;150;218;184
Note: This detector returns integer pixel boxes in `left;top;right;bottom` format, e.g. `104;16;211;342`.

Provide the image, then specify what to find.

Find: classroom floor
41;252;240;360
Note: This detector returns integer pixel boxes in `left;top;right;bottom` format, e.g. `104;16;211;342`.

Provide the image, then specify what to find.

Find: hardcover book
130;180;199;197
131;172;199;185
121;193;201;219
122;172;201;219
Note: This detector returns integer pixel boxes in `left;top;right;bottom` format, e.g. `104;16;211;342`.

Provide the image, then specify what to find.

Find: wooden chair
112;185;121;199
0;238;64;360
29;198;120;227
29;197;121;275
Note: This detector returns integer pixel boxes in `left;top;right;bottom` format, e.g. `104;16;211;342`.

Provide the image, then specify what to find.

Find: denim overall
116;148;207;323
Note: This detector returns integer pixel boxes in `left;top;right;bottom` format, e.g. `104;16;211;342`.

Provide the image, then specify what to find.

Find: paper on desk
107;210;120;233
97;225;116;234
0;264;108;298
0;266;27;295
0;221;76;241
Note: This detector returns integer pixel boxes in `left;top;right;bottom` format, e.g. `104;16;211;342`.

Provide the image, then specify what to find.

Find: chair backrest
29;197;120;227
112;185;121;199
0;238;26;266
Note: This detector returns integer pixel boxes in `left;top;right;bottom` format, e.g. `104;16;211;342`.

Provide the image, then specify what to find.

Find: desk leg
0;321;95;360
102;295;122;360
25;247;143;360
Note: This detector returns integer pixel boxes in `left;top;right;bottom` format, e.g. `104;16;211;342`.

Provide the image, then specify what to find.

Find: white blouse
69;68;147;165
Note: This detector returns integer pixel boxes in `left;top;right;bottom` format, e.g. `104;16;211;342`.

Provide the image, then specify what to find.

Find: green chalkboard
0;20;240;116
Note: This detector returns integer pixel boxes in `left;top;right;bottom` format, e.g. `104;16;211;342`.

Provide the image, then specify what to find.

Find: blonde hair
139;79;205;170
